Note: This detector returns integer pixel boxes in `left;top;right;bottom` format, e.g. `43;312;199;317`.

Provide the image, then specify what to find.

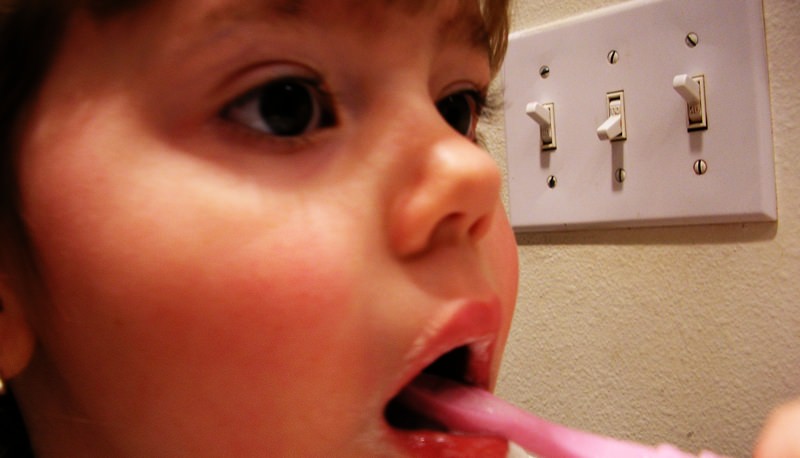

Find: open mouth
384;344;472;431
382;344;514;457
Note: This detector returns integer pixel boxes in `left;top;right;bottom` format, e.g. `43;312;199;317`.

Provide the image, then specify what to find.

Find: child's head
0;0;517;456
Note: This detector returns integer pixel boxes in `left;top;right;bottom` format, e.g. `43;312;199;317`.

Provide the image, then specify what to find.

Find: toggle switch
502;0;776;231
526;102;557;150
673;74;708;131
597;91;626;141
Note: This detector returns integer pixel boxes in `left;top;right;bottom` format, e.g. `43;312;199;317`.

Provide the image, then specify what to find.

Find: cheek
29;183;365;373
496;214;519;316
18;117;380;446
26;191;378;450
485;206;520;378
484;203;519;310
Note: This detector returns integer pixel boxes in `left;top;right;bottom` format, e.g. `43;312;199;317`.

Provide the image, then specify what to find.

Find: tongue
399;374;725;458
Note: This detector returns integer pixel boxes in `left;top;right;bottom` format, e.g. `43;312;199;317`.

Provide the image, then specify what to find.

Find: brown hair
0;3;157;455
0;0;509;454
0;3;73;451
482;0;510;75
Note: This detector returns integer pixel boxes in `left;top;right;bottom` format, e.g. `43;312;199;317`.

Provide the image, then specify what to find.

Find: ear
0;281;36;382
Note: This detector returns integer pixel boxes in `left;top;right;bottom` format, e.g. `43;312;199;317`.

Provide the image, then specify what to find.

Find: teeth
466;338;492;385
506;441;537;458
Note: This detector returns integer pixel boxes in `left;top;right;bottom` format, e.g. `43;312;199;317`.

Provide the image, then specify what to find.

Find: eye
436;90;483;138
223;77;336;137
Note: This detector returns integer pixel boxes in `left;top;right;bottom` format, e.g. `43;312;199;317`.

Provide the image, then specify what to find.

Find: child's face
13;0;517;455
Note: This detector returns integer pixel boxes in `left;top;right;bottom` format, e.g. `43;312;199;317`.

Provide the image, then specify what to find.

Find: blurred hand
755;398;800;458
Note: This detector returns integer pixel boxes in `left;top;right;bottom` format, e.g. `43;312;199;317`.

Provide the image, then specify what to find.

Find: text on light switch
597;91;626;141
673;73;708;130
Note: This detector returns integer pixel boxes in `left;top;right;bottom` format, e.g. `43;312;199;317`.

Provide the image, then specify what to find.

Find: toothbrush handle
402;375;728;458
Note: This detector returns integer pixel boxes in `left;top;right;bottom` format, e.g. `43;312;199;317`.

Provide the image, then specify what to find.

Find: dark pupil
258;80;314;136
437;94;473;136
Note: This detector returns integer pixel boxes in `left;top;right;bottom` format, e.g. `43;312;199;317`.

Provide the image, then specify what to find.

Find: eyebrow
270;0;307;16
198;0;489;53
437;8;491;53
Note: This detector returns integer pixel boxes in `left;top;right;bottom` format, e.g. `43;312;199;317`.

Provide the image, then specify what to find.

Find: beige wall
488;1;800;456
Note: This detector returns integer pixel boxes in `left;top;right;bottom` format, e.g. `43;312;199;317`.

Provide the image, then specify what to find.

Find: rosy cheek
127;228;360;362
29;209;372;444
20;120;368;407
485;208;519;383
488;208;519;312
200;241;359;349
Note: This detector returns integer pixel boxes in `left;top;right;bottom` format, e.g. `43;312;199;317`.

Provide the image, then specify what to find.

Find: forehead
203;0;481;19
189;0;488;50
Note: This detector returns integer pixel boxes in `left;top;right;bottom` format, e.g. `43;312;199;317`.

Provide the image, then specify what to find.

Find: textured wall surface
489;1;800;457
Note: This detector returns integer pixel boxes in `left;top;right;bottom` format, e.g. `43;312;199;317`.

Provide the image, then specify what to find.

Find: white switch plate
503;0;776;232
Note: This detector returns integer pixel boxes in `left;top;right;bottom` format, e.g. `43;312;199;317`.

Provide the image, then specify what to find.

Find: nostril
433;209;494;247
467;212;492;241
387;137;501;258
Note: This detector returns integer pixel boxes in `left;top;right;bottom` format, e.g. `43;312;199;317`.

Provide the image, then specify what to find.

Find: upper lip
385;298;503;404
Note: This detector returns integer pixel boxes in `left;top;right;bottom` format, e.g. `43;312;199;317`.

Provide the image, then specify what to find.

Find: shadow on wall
514;221;778;246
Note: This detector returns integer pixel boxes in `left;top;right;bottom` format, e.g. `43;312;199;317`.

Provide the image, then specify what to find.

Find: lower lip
393;430;509;458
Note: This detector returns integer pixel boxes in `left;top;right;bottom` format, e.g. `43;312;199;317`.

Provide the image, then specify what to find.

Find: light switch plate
503;0;776;232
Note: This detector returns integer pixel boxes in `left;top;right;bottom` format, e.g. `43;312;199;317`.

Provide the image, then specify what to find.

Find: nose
387;110;502;258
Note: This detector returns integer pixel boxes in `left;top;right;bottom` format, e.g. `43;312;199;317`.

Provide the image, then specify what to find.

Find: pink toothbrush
400;374;727;458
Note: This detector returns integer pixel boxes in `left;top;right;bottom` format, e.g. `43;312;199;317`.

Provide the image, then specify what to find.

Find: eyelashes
220;70;497;144
476;88;504;124
472;89;505;149
221;77;337;139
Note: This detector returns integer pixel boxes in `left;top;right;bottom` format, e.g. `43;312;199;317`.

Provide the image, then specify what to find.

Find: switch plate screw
694;159;708;175
686;32;699;48
607;50;619;64
615;168;627;183
539;65;550;78
547;175;557;188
